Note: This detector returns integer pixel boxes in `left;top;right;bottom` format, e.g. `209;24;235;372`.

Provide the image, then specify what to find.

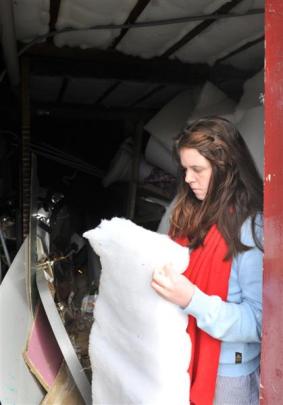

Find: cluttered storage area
0;0;266;404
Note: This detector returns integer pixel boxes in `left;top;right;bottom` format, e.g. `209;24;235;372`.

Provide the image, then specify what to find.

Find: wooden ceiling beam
95;81;121;105
32;102;156;121
110;0;152;49
56;75;69;103
26;43;209;86
209;63;254;101
49;0;61;31
161;0;245;57
215;35;264;64
48;0;61;47
131;84;165;107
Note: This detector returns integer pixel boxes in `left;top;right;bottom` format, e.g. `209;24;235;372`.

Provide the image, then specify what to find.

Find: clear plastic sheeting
84;217;191;405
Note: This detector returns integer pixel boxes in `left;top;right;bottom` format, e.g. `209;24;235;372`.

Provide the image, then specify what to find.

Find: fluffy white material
102;138;153;187
233;69;264;123
118;0;228;58
175;7;264;64
237;105;264;176
186;81;235;123
157;198;176;235
13;0;50;41
83;217;190;405
56;0;136;29
12;0;263;73
54;0;136;49
144;87;197;175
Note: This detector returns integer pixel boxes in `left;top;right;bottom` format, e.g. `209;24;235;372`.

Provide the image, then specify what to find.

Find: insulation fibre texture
83;217;191;405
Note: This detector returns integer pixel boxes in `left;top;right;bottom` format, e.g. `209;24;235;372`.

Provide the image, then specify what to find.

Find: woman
152;116;263;405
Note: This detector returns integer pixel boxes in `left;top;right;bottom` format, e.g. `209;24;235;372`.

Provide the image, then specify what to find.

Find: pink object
23;302;63;390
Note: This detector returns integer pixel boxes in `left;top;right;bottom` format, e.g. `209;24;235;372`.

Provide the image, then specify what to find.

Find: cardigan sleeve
183;216;263;343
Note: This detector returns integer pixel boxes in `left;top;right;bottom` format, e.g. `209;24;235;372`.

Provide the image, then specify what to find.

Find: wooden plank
41;361;84;405
261;0;283;403
32;102;156;121
27;44;209;86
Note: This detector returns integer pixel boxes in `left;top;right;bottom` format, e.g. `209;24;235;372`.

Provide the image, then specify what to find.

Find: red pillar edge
261;0;283;403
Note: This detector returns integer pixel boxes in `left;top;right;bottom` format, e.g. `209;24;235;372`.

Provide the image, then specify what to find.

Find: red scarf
176;225;232;405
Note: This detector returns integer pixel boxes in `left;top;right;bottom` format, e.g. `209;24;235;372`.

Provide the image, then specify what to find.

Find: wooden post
261;1;283;402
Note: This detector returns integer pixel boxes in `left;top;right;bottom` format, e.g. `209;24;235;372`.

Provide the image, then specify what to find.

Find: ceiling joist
110;0;151;49
27;44;209;86
131;84;165;107
215;35;264;64
33;102;156;121
49;0;61;32
56;75;69;103
95;81;121;105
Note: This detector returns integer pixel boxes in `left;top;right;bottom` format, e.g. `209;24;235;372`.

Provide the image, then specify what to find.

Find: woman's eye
193;168;202;173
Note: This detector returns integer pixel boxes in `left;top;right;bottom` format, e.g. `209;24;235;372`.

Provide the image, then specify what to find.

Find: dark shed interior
0;1;264;401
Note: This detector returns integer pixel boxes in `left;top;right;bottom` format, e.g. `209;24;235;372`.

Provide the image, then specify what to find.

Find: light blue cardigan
183;215;263;377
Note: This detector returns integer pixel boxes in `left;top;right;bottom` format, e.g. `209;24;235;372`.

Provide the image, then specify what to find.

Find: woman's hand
151;264;195;308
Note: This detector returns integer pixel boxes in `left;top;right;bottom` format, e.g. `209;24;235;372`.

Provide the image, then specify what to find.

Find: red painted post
261;0;283;403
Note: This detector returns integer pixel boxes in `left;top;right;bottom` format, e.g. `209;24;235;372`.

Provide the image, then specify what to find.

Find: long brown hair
170;116;263;258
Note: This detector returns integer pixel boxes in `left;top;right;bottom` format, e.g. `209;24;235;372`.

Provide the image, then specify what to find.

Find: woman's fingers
151;265;195;307
152;264;173;280
152;268;171;289
151;279;166;294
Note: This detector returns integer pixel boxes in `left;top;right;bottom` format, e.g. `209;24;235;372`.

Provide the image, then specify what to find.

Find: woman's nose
185;170;195;184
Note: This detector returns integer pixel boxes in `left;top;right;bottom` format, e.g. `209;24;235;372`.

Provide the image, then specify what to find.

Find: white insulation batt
83;217;191;405
145;68;264;178
13;0;50;41
145;81;236;176
12;0;263;72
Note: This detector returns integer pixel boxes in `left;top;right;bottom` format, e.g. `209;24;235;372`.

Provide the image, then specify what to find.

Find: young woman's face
180;147;212;201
